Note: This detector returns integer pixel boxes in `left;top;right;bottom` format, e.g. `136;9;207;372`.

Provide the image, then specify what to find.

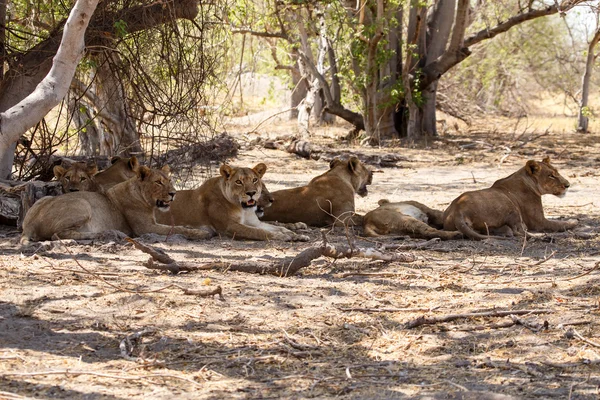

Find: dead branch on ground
129;233;414;277
405;308;553;329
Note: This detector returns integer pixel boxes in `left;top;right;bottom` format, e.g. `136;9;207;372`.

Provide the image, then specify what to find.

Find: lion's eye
235;180;242;185
155;180;164;186
80;177;86;182
252;178;258;183
549;174;556;179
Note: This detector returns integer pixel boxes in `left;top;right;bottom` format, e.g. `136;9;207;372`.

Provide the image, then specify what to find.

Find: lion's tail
455;216;509;241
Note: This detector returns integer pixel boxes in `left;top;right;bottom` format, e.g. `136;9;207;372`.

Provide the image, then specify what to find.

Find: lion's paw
291;233;310;242
564;218;578;229
287;222;309;231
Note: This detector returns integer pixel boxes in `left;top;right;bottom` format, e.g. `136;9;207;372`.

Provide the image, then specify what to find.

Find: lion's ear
220;164;234;179
53;165;66;179
138;166;152;181
378;199;390;206
329;158;342;169
348;156;361;173
161;165;171;176
128;156;140;172
253;163;267;177
86;164;98;176
526;160;541;175
542;156;551;165
110;156;121;165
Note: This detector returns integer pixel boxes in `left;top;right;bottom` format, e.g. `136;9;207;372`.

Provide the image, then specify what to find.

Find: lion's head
526;157;571;198
220;163;266;208
256;181;275;218
329;156;372;197
136;165;176;211
94;156;140;189
54;162;98;192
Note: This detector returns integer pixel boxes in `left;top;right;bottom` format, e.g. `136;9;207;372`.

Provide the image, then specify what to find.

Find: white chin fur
158;206;170;212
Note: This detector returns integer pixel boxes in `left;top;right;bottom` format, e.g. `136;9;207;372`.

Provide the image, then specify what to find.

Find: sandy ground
1;118;599;399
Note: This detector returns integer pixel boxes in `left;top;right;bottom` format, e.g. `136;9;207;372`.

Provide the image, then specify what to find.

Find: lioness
156;163;307;241
21;165;213;243
53;156;139;193
364;199;462;240
53;162;98;192
260;156;372;227
443;157;577;240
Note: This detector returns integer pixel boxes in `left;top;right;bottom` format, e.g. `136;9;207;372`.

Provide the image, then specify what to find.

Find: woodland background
0;0;598;181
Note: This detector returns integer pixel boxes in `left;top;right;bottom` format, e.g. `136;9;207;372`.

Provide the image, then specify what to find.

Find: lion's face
330;156;373;197
256;181;275;218
138;165;176;212
220;163;266;208
54;162;98;193
527;157;571;198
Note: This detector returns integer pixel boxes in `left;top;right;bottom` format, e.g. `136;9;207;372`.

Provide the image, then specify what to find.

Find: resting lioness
54;156;139;193
443;157;578;240
156;163;307;241
363;199;462;240
261;156;373;227
21;165;213;243
53;162;98;192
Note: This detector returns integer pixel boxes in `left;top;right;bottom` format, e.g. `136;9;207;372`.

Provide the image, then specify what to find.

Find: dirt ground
1;117;599;400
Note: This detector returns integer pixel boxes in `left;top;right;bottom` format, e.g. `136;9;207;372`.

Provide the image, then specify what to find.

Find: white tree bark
578;27;600;133
0;0;99;179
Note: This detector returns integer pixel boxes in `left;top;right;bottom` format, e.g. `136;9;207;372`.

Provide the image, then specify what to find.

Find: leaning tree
0;0;220;180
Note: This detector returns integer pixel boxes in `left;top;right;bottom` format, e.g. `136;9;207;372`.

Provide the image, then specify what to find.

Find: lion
53;156;139;193
156;163;308;241
260;156;373;227
363;199;462;240
443;157;578;240
53;162;98;192
21;165;213;243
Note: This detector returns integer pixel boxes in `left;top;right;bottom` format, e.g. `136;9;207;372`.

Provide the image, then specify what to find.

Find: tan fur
93;156;140;192
21;165;213;243
157;163;308;241
53;162;98;192
363;199;462;240
53;156;139;193
443;157;578;240
261;156;373;227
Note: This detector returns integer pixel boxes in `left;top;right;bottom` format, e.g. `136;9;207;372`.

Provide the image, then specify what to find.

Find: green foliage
114;20;128;38
581;106;593;118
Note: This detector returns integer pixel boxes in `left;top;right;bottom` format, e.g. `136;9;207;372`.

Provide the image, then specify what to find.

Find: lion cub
54;156;139;193
156;163;308;241
21;165;213;243
443;157;577;240
261;156;372;227
364;199;462;240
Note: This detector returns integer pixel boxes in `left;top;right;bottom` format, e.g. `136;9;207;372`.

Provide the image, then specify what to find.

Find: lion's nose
564;182;570;188
168;191;176;199
246;191;256;197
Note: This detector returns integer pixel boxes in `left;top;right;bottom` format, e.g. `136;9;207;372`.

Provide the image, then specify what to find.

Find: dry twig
405;309;553;329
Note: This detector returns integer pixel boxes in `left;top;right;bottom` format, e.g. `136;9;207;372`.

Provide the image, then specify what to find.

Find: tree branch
420;0;586;90
298;51;365;131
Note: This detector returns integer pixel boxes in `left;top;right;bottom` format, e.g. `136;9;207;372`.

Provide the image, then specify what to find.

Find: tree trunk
0;0;5;82
578;27;600;133
421;0;456;136
0;0;99;179
364;0;385;145
404;4;427;141
94;52;143;155
290;49;308;120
